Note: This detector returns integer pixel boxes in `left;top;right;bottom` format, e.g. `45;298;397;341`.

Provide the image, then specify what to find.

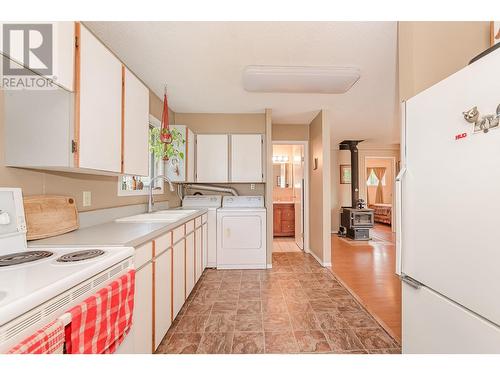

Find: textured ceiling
86;21;399;144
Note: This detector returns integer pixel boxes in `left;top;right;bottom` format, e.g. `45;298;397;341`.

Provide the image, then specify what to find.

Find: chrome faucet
148;175;175;213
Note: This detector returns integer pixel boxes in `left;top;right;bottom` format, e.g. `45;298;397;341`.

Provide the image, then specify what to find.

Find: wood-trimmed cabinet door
172;239;186;318
202;221;208;270
154;248;172;351
195;226;202;282
133;261;153;354
230;134;263;182
123;67;149;176
78;24;122;172
185;232;195;298
195;134;228;182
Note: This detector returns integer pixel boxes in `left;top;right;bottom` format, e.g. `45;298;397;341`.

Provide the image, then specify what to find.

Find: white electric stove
0;188;134;353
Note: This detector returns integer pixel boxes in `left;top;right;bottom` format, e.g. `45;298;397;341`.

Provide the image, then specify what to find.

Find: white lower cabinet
133;261;153;354
130;214;209;353
172;237;186;318
202;221;208;270
154;248;172;351
185;231;195;297
195;226;202;282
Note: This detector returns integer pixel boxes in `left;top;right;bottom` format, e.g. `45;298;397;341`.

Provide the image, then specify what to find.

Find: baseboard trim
306;249;329;268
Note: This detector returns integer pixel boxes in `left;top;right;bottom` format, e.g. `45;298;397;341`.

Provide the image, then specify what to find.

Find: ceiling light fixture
242;65;360;94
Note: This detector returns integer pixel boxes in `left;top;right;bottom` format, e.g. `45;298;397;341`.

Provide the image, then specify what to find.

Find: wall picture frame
491;21;500;46
340;164;351;184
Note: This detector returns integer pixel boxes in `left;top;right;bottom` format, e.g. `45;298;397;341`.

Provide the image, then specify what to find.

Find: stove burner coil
56;249;105;263
0;251;54;267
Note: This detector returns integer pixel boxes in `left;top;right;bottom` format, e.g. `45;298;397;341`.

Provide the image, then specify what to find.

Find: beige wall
175;113;266;134
265;109;273;266
0;89;180;212
272;124;309;141
398;21;490;100
308;110;331;265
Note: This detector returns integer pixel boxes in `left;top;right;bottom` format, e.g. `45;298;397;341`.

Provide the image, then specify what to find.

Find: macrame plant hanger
160;84;172;160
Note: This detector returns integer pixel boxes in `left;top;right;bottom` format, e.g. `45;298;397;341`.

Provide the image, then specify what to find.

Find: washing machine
216;196;267;269
182;195;222;268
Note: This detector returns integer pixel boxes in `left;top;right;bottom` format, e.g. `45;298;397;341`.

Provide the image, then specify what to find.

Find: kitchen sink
115;210;197;223
152;210;198;215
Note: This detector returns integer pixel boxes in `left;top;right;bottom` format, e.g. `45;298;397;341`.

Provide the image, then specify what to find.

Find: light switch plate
82;191;91;207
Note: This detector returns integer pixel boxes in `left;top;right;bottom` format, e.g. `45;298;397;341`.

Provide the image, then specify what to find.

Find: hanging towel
8;319;65;354
65;269;136;354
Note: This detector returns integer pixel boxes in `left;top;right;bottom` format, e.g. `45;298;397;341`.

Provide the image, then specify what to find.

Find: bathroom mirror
273;162;292;188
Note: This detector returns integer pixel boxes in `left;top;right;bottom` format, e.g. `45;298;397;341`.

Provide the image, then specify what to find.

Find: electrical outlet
82;191;92;207
250;184;255;190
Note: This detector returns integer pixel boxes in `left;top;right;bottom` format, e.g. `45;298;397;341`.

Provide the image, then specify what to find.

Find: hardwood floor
330;224;401;343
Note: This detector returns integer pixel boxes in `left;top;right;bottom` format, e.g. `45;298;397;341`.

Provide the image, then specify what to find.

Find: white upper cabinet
195;134;229;182
78;24;122;173
0;22;75;92
230;134;263;182
4;22;152;177
52;22;75;92
123;67;149;176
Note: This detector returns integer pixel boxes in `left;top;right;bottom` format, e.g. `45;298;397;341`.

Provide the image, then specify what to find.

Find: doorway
364;156;396;231
271;142;308;254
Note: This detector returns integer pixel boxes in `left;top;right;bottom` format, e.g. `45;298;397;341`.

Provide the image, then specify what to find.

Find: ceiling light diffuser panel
242;65;360;94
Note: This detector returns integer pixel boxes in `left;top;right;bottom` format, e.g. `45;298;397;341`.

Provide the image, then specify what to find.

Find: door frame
363;155;396;231
272;140;310;253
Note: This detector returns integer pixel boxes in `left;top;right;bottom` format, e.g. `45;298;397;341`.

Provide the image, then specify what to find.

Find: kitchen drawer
185;220;195;234
135;241;153;268
281;209;295;221
173;225;185;243
155;232;172;254
195;216;202;228
281;220;295;234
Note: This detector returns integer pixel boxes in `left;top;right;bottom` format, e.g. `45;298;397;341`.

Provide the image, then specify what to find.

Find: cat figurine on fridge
463;104;500;133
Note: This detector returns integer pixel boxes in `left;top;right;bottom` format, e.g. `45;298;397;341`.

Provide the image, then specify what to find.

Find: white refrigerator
397;47;500;353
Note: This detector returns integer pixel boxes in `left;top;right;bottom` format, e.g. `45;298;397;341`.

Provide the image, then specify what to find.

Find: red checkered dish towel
65;269;136;354
8;319;65;354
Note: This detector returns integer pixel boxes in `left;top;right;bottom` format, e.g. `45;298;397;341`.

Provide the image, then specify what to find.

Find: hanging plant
149;127;185;161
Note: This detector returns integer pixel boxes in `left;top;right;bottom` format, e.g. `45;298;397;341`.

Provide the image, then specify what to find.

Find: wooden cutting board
23;195;79;240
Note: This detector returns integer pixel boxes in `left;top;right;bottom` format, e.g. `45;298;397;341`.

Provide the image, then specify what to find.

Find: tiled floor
331;224;401;342
156;251;401;354
272;238;302;253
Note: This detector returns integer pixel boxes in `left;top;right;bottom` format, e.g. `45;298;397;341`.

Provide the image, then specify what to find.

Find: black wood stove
339;140;374;240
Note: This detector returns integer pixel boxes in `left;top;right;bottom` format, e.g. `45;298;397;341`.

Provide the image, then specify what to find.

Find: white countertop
29;208;207;249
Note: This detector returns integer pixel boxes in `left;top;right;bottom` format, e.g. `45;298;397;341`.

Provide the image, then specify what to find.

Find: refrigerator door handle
401;274;423;289
395;166;407;276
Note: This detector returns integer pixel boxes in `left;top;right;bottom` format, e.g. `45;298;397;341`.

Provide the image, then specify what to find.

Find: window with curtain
366;169;386;186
